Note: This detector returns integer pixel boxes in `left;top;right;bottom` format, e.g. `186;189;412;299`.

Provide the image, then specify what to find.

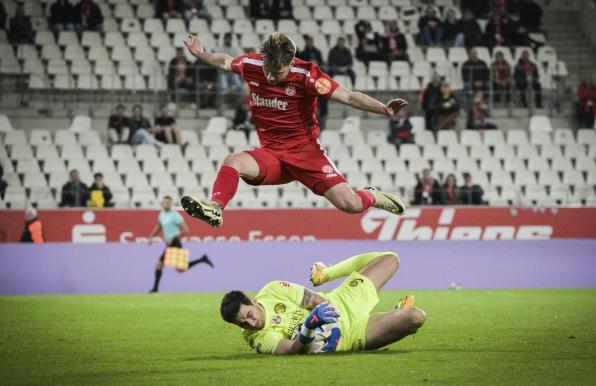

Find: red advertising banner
1;207;596;243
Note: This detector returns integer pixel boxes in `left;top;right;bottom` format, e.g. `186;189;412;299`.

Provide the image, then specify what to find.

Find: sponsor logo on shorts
274;303;286;313
249;81;260;87
251;93;288;111
285;85;296;96
349;278;364;287
315;78;332;95
279;281;290;287
322;165;334;174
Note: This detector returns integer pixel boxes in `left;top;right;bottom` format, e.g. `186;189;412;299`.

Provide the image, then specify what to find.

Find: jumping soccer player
148;196;214;293
180;32;408;227
220;251;426;354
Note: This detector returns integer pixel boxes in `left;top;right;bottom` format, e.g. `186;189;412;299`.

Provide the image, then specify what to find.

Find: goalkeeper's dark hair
220;291;252;323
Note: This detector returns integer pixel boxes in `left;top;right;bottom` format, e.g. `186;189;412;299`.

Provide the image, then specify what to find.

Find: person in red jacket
20;208;44;243
577;76;596;128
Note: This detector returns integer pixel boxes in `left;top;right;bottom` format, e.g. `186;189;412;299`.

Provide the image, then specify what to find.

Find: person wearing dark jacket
50;0;76;36
20;208;44;243
383;21;408;62
328;37;356;86
577;75;596;128
514;50;542;108
441;174;460;205
387;109;414;146
413;169;443;205
461;48;489;93
443;8;465;47
484;13;507;49
422;72;443;131
60;169;90;207
156;0;184;19
74;0;103;32
108;104;130;144
89;173;113;208
436;83;459;131
356;23;385;64
459;172;484;205
0;3;8;31
8;3;34;44
460;8;484;47
418;7;443;46
296;35;323;65
0;164;7;200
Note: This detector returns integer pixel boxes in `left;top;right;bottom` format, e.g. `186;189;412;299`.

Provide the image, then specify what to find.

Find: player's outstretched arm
330;84;408;117
300;287;328;310
274;303;340;355
183;34;233;72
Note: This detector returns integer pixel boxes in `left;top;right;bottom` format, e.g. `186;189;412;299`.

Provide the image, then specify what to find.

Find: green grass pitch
1;289;595;386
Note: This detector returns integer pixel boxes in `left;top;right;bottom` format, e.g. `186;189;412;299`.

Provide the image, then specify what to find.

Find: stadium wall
0;240;594;295
1;207;596;242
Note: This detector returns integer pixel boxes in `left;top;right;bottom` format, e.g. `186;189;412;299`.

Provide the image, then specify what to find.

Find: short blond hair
261;32;296;71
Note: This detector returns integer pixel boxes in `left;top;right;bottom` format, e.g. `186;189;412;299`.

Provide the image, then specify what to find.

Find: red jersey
230;53;340;150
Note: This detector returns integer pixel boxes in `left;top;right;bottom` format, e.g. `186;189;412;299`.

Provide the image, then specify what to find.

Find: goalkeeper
220;251;426;354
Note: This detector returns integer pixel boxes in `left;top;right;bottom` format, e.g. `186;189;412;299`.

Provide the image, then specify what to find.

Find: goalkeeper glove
298;303;340;345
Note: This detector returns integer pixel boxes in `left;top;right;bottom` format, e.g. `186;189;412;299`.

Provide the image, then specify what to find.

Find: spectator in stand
460;0;490;18
20;208;44;243
436;82;459;131
107;104;130;144
154;104;182;144
421;72;443;132
356;23;385;64
507;17;532;47
0;164;7;200
519;0;543;32
484;13;507;49
514;50;542;108
576;75;596;128
328;37;356;87
459;172;484;205
461;48;489;94
168;47;195;96
156;0;184;20
271;0;293;20
59;169;90;207
233;94;255;140
418;6;443;46
88;173;113;208
470;91;497;129
249;0;270;19
297;35;323;65
387;109;414;146
491;51;512;103
460;8;484;48
441;174;460;205
184;0;211;23
217;33;243;105
129;105;164;146
49;0;75;36
0;3;6;31
383;21;408;62
354;20;371;41
74;0;103;33
413;169;443;205
8;3;34;45
490;0;507;14
443;8;465;47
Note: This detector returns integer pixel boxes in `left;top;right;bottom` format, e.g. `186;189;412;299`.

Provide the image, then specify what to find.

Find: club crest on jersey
315;78;332;95
285;85;296;96
274;303;286;313
322;165;334;174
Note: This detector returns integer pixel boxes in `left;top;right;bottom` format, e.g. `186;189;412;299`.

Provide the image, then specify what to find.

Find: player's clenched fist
384;98;408;116
183;33;204;57
304;302;340;329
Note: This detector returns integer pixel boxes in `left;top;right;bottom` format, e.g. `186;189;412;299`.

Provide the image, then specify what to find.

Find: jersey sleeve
305;64;340;100
262;281;305;306
230;54;248;77
244;330;284;354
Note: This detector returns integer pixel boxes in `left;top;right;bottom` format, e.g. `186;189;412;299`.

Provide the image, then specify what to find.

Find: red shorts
242;146;347;196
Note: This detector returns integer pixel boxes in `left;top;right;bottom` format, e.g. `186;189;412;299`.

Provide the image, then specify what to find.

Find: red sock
356;190;376;212
210;166;239;209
